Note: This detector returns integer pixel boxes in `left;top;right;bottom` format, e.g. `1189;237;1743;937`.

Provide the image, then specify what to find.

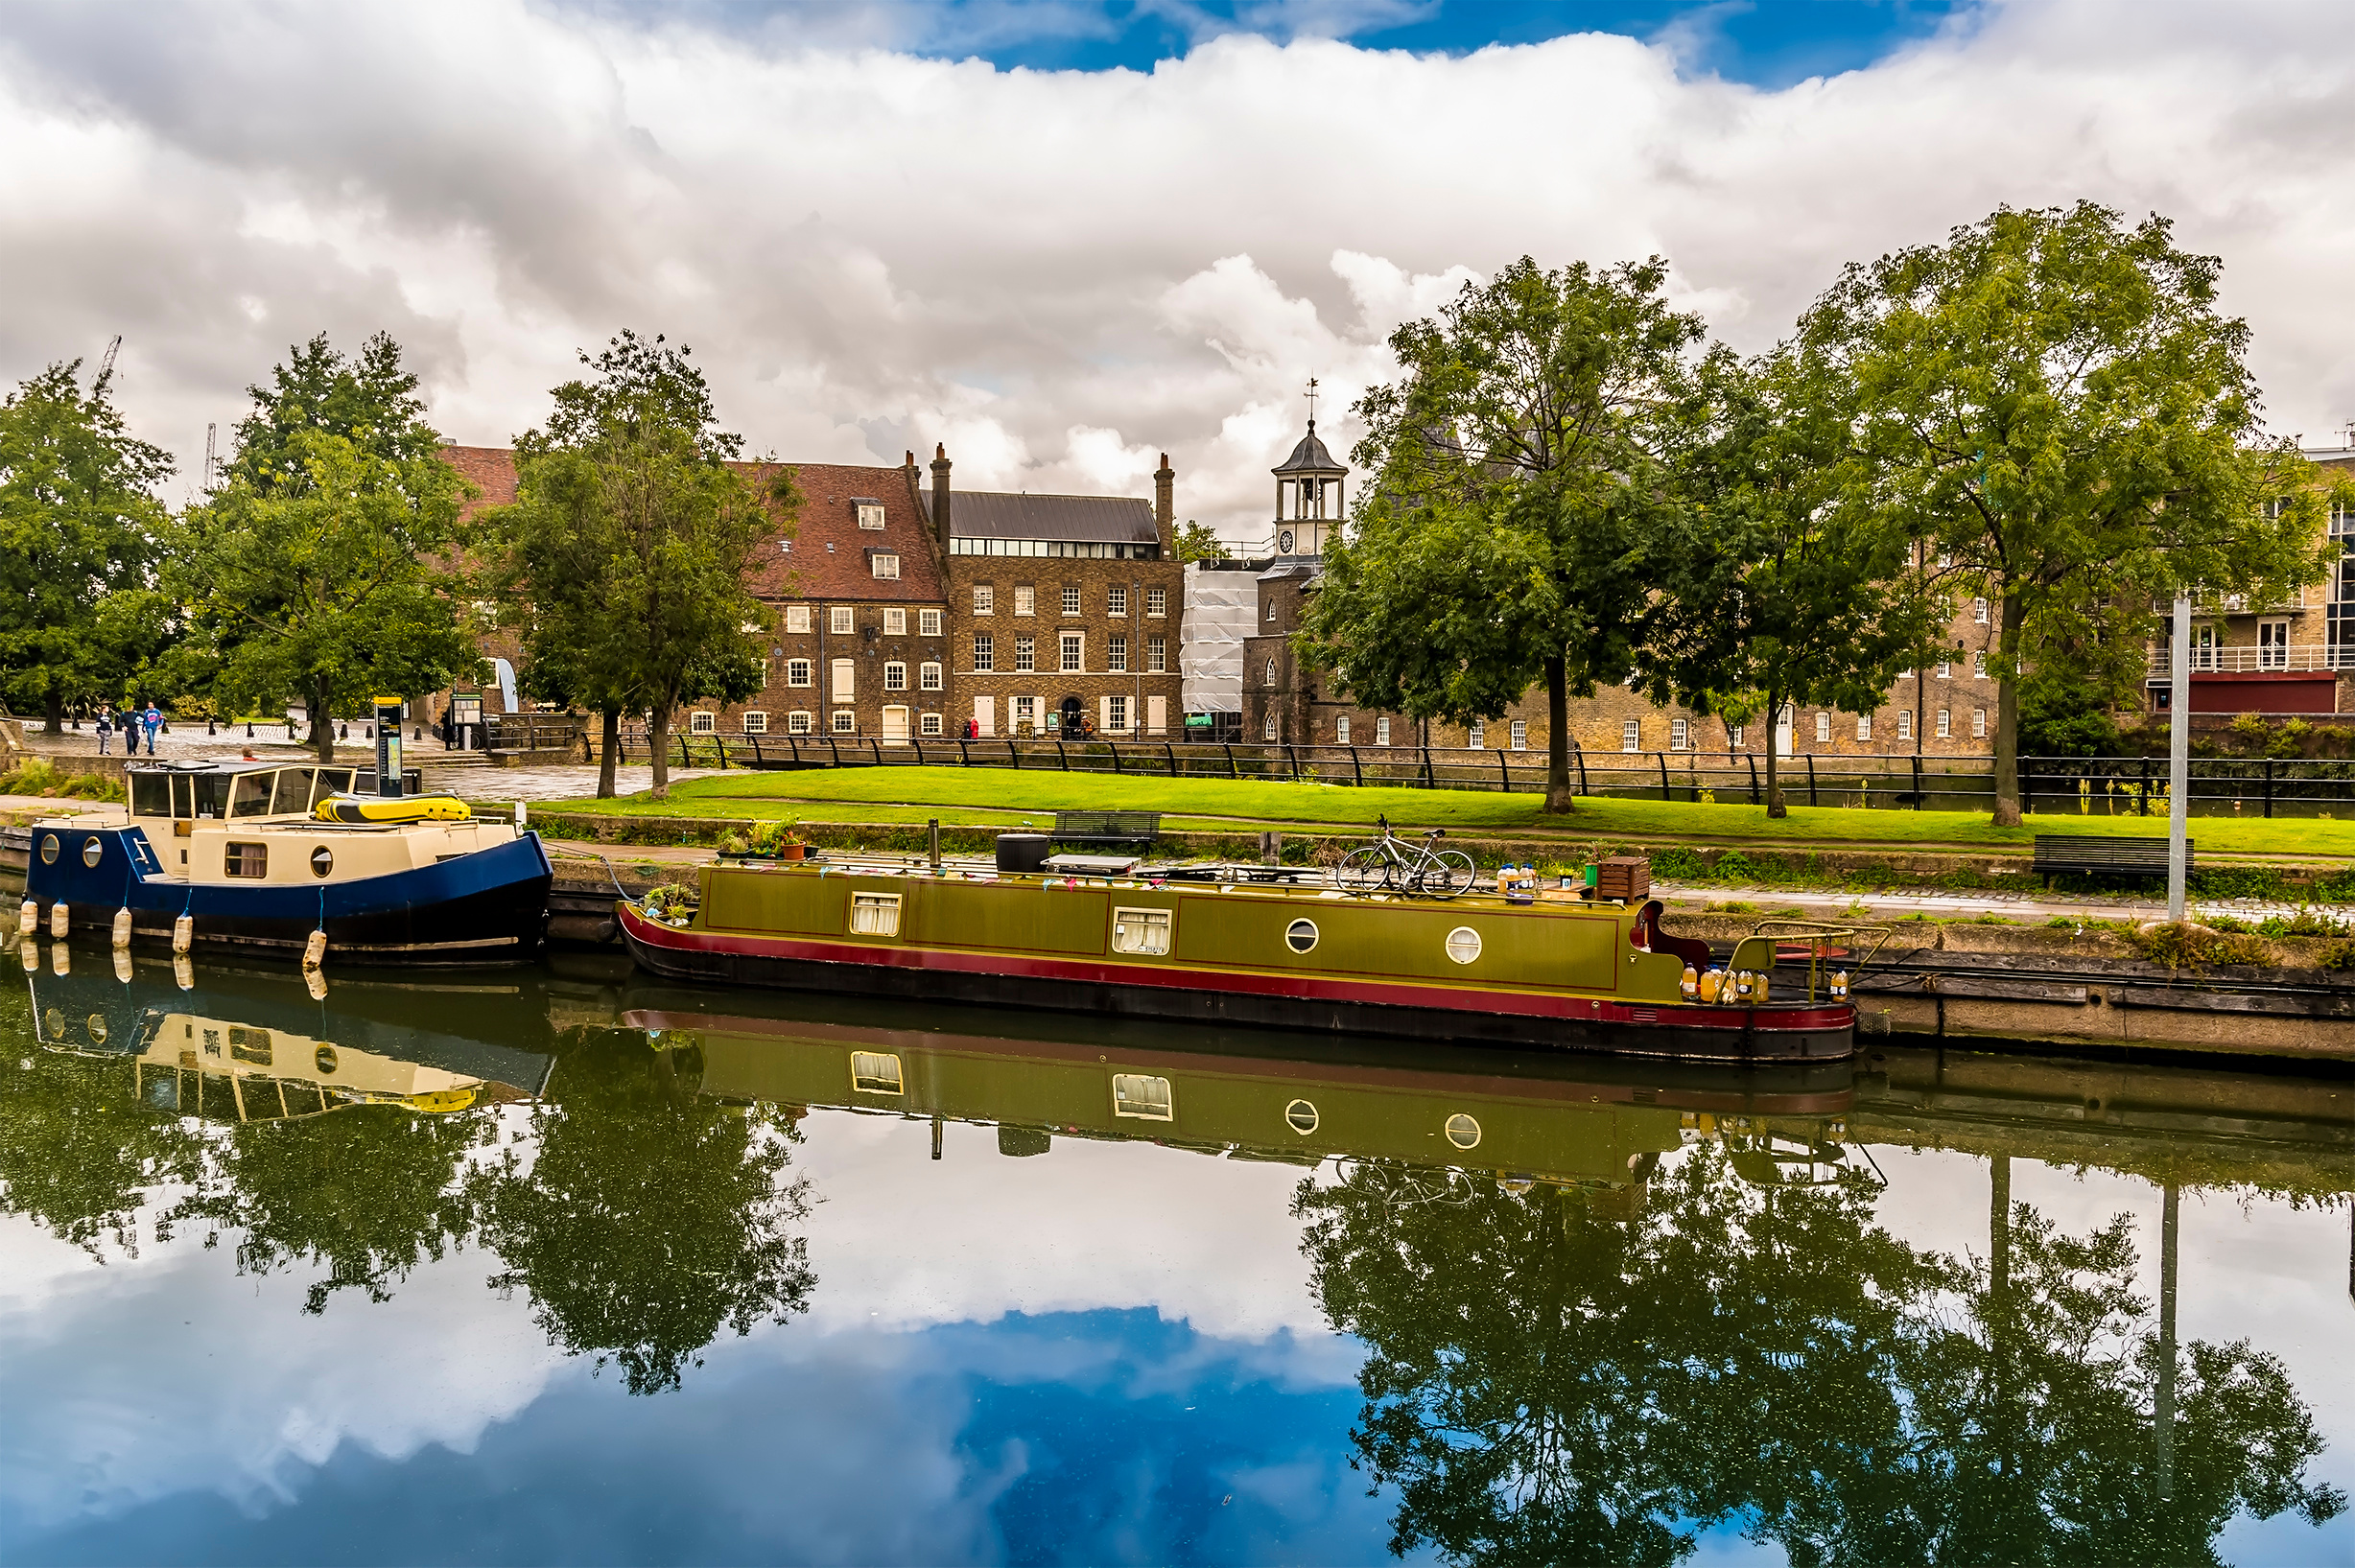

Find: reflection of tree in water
0;1034;207;1259
166;1103;495;1313
478;1033;815;1395
1294;1147;2343;1568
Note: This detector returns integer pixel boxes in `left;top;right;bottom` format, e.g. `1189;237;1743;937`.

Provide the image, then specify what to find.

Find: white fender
111;907;132;948
173;952;194;991
172;914;193;954
49;901;70;940
16;901;35;938
17;942;35;973
112;948;133;984
302;928;327;970
50;944;69;976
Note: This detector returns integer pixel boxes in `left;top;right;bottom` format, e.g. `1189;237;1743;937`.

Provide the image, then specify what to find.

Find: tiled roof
434;447;943;603
948;490;1158;545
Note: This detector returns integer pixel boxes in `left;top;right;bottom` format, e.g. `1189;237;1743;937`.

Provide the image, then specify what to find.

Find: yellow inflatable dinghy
314;793;473;825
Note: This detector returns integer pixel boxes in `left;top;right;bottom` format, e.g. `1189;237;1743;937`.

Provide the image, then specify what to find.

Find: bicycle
1335;815;1476;899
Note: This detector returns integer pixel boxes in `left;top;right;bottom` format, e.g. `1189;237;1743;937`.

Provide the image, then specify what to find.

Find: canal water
3;946;2350;1567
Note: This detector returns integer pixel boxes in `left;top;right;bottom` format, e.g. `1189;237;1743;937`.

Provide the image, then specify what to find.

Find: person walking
142;703;162;755
95;708;113;756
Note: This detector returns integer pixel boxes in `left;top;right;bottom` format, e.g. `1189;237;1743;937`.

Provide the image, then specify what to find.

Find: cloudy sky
2;0;2350;544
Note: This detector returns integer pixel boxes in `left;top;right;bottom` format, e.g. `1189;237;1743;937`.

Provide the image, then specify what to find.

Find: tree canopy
0;359;175;730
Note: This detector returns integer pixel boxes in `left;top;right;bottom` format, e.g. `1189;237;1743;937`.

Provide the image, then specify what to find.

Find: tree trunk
311;681;337;763
1764;690;1786;818
648;704;671;800
42;690;63;736
1991;588;2023;826
1543;654;1574;814
597;709;621;799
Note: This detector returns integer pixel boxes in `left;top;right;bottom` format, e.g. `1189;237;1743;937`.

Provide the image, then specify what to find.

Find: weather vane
1305;376;1319;429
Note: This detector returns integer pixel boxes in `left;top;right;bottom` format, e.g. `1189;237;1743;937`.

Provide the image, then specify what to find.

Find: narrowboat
617;859;1861;1063
23;759;552;965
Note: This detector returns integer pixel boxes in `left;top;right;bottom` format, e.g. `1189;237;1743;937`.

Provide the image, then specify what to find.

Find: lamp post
2169;593;2191;922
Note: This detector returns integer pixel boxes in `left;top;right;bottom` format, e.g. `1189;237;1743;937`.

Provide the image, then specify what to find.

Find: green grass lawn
535;766;2355;858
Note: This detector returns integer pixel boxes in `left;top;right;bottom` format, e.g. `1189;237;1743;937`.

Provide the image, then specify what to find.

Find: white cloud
0;0;2350;541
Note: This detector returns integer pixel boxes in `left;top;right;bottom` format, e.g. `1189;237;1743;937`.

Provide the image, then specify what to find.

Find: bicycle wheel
1335;845;1394;894
1417;850;1476;899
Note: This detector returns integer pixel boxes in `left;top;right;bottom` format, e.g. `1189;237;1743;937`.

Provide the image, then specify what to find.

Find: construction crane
93;334;121;394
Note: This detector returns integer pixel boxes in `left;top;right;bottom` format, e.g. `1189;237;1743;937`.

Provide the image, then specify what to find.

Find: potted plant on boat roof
747;818;807;861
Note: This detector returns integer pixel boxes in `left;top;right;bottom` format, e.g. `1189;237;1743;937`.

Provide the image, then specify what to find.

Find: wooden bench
2032;834;2190;886
1051;809;1162;851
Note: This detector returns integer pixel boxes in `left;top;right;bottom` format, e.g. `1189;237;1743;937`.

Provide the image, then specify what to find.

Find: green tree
0;1033;206;1259
490;332;787;799
0;359;174;731
1304;257;1711;813
1660;348;1944;815
478;1033;814;1394
170;334;482;758
1175;519;1226;563
1799;202;2331;824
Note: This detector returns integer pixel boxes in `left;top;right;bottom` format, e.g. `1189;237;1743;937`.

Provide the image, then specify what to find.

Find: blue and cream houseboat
24;760;552;965
619;861;1860;1063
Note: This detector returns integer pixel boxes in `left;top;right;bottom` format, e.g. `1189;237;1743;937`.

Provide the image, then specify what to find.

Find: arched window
1263;658;1278;688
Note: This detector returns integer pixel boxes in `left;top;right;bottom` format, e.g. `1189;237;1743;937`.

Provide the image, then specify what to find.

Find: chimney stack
930;442;953;545
1154;451;1174;549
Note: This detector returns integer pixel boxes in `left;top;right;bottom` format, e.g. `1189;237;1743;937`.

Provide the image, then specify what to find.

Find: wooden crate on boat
1596;856;1650;901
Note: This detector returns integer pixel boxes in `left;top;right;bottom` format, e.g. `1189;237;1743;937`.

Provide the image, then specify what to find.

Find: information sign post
376;698;405;798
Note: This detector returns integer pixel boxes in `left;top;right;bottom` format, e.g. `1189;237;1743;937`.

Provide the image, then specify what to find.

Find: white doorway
882;706;910;746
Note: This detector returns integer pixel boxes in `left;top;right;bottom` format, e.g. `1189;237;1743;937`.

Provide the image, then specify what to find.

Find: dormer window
855;500;885;530
870;552;900;579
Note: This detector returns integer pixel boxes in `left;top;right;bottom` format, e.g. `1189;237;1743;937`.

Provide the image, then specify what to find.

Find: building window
1263;657;1278;688
1468;721;1484;749
1937;708;1952;738
1815;712;1831;742
757;659;769;689
1062;633;1085;673
1376;716;1391;746
920;713;943;736
883;608;907;637
1146;586;1166;617
1061;584;1080;616
1112;907;1172;956
1109;586;1128;617
1622;719;1640;752
742;711;768;734
1147;636;1166;673
919;608;942;637
1266;598;1278;622
973;586;994;615
833;710;856;733
1108;635;1127;673
1937;659;1950;679
1013;586;1035;617
870;553;900;579
832;657;855;700
884;662;907;691
920;662;943;691
1729;725;1744;749
691;711;717;734
785;604;812;634
1336;715;1351;743
1670;717;1688;750
831;606;855;635
1974;597;1989;624
973;633;994;672
1856;715;1872;742
2260;619;2290;669
1972;650;1987;678
1014;636;1036;672
1896;711;1911;741
1511;719;1528;751
789;711;812;735
1013;695;1036;732
1263;714;1278;740
1108;693;1128;732
786;659;812;688
1972;707;1987;738
857;502;885;530
224;842;268;878
849;893;902;936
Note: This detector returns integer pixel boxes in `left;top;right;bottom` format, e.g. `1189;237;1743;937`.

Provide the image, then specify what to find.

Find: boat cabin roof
124;761;362;823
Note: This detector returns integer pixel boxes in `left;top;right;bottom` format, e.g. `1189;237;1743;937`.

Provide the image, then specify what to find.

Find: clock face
1278;529;1294;553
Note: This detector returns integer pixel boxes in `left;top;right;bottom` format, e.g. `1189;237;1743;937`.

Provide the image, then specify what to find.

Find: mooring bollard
111;908;132;948
172;914;193;954
49;901;69;940
17;901;35;939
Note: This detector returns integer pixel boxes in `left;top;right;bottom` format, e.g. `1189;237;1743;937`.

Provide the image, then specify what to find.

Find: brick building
931;446;1185;737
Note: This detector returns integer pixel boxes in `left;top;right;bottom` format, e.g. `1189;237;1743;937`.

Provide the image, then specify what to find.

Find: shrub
2127;922;2276;971
1715;849;1756;883
0;758;124;802
1647;846;1707;881
2318;938;2355;971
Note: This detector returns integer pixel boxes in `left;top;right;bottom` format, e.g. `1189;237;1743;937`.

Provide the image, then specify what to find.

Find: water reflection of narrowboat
624;994;1855;1194
24;760;552;965
619;863;1856;1063
25;955;556;1120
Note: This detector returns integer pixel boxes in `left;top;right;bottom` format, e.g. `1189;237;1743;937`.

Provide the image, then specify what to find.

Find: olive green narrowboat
618;862;1858;1064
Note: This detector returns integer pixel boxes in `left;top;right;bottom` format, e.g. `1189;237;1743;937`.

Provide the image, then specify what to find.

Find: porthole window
315;1045;340;1076
82;836;104;868
1445;926;1482;965
1284;1098;1319;1135
1284;918;1319;953
1445;1112;1482;1150
310;846;334;878
86;1014;108;1045
43;1008;63;1039
38;833;59;864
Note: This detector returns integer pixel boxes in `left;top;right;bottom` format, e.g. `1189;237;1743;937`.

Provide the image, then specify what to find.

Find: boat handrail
1739;919;1892;1001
